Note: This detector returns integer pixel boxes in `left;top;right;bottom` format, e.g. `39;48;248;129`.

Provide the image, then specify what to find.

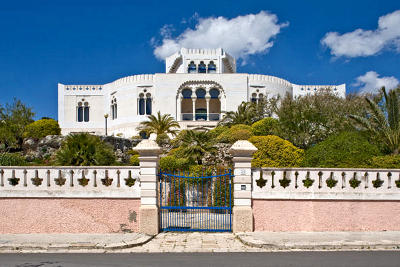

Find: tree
275;91;367;149
55;133;116;166
180;130;217;165
219;102;260;126
137;111;180;137
350;87;400;154
0;99;34;151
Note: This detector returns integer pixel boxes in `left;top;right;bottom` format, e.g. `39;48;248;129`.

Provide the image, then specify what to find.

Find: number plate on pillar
234;168;250;176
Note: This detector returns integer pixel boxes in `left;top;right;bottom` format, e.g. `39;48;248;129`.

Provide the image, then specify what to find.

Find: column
206;96;210;121
192;97;196;121
177;96;182;121
229;140;257;232
135;135;162;235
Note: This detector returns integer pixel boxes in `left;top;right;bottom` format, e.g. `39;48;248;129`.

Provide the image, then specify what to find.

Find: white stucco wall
58;48;346;138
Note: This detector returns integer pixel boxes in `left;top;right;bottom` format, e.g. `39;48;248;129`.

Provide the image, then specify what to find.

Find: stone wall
251;168;400;232
0;167;141;234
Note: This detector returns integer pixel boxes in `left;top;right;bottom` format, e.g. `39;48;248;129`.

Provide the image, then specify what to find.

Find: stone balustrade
252;168;400;200
0;166;140;198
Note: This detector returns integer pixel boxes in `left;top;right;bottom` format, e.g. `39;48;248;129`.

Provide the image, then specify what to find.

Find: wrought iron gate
158;169;233;232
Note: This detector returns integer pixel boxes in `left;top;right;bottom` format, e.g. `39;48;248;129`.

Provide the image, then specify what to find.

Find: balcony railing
181;113;220;121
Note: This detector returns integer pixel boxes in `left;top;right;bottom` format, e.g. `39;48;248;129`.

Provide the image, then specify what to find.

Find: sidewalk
236;231;400;250
1;231;400;253
0;233;153;252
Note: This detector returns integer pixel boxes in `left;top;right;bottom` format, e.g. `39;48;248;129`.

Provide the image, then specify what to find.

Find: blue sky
1;0;399;119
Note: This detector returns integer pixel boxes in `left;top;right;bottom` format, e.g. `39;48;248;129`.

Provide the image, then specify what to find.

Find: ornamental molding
176;80;226;98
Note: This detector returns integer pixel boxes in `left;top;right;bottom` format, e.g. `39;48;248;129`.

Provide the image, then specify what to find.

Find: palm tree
350;87;400;154
219;102;258;126
137;111;180;136
181;130;217;165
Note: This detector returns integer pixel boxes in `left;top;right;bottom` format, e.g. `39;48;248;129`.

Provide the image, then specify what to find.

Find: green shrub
160;155;191;171
55;133;116;166
251;118;279;136
156;133;170;146
368;155;400;169
249;135;305;167
208;126;229;138
129;154;139;166
302;131;381;168
216;124;253;143
23;119;61;139
0;153;27;166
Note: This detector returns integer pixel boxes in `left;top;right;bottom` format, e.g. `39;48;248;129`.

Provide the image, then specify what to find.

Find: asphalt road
1;252;400;267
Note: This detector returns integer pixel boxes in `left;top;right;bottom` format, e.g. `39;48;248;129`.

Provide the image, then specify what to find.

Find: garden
1;86;400;170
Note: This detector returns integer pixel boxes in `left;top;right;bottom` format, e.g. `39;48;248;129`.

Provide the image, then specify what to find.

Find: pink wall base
0;198;140;234
253;200;400;232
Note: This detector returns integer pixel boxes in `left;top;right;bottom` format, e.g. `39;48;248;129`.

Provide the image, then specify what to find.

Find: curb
235;234;400;251
0;234;155;252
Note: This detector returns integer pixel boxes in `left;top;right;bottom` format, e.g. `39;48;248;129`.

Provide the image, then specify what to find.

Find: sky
0;0;400;120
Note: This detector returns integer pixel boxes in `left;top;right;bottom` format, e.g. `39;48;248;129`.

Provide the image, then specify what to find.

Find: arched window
138;93;145;115
258;94;264;103
84;102;90;122
207;61;216;73
182;88;192;99
251;93;257;103
196;88;206;99
77;101;89;122
209;88;220;99
77;102;83;122
145;93;152;115
198;61;206;73
188;61;196;73
111;98;117;120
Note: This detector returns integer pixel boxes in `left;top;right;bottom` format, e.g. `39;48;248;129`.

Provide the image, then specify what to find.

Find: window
188;61;196;73
182;88;192;99
138;93;145;115
145;93;152;115
77;103;83;122
111;98;117;120
207;61;216;73
77;101;89;122
209;88;220;99
198;61;206;73
196;88;206;98
251;93;257;103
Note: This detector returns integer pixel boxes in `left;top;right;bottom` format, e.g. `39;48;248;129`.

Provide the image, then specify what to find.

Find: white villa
58;48;346;138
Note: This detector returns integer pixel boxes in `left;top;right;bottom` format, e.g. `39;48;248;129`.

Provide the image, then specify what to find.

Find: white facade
58;48;346;137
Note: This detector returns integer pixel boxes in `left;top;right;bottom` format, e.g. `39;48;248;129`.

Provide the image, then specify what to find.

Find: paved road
1;252;400;267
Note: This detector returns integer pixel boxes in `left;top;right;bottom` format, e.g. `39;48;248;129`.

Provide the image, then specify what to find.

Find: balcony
181;113;220;121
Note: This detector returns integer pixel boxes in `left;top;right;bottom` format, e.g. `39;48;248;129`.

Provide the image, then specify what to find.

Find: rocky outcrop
22;135;141;163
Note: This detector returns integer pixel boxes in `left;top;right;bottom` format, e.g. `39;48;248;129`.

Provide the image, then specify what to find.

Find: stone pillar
135;136;162;235
177;96;182;121
192;97;196;121
229;140;257;233
206;96;210;121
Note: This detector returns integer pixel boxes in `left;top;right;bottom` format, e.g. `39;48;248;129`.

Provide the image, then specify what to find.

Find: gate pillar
230;140;257;233
135;136;162;235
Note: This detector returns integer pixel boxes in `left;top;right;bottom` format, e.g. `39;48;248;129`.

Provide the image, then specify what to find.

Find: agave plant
180;130;217;165
137;111;180;136
55;133;116;166
350;87;400;154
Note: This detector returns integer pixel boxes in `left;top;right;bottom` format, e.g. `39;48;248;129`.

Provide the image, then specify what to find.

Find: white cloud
321;10;400;58
153;11;288;62
354;71;399;94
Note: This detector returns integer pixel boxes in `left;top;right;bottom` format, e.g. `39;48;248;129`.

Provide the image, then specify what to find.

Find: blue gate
158;169;233;232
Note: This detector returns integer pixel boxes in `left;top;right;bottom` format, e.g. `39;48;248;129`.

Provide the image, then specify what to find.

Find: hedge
249;135;304;167
302;131;381;168
216;124;253;143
